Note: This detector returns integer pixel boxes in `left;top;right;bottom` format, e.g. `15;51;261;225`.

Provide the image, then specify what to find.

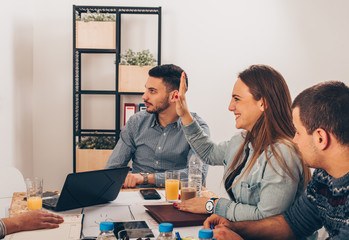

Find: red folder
124;103;136;125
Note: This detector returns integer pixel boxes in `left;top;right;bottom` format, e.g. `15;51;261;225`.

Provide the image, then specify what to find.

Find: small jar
96;222;117;240
199;229;214;240
156;223;174;240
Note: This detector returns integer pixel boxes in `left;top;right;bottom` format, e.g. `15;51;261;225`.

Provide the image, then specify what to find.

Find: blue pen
175;231;182;240
210;223;215;229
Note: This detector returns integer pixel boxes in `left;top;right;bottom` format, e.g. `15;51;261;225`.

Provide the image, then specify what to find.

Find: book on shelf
124;103;136;125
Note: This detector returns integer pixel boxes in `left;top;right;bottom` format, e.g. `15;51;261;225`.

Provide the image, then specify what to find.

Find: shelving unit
73;5;162;172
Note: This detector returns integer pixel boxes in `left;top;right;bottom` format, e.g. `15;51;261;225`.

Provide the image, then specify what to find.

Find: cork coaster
8;192;28;217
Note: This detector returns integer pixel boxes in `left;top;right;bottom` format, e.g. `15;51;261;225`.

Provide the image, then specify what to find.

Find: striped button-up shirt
105;111;210;187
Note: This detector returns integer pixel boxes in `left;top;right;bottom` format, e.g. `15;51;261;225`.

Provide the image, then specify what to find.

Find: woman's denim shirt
182;119;306;221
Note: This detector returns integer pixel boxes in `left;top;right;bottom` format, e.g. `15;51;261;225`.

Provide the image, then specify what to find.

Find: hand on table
122;173;143;188
174;197;209;214
212;225;244;240
174;72;194;126
203;214;234;229
3;210;64;234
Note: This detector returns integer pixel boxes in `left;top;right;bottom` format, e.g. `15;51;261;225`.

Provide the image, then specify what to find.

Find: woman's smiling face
228;78;264;131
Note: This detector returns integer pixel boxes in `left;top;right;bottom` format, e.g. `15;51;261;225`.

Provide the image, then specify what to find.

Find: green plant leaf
77;135;116;149
119;49;157;66
77;10;116;22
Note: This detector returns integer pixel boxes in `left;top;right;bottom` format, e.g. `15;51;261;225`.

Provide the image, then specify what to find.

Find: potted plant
75;10;116;49
76;135;116;172
118;49;157;92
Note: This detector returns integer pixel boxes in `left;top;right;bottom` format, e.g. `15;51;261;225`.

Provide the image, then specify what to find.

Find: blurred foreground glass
25;177;43;210
165;170;180;203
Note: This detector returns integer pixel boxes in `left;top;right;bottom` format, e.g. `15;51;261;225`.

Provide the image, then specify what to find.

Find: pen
175;231;182;240
210;223;215;229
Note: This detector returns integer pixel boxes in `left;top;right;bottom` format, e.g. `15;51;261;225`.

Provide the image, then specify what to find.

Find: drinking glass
165;170;180;203
25;177;43;210
181;178;196;201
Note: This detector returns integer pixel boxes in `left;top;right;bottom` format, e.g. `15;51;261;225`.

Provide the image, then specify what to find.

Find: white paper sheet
82;204;133;237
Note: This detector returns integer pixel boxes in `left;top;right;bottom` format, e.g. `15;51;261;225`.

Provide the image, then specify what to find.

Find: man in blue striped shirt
105;64;210;188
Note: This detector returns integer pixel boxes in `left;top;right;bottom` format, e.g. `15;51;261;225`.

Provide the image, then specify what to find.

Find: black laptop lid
53;167;129;211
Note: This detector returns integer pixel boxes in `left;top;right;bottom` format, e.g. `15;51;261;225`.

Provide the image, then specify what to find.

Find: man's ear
313;128;330;150
170;90;178;102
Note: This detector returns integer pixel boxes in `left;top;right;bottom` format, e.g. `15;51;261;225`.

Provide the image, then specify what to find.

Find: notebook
43;167;129;211
144;204;210;227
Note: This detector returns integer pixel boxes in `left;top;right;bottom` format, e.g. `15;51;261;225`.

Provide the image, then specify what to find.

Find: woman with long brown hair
174;65;311;221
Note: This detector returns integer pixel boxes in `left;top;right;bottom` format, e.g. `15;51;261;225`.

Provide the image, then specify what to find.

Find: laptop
43;167;129;211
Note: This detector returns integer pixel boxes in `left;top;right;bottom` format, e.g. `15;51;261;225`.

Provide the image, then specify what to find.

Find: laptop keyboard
43;197;59;207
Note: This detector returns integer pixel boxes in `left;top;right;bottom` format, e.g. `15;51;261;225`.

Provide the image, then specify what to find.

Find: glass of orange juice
165;170;180;203
25;177;43;210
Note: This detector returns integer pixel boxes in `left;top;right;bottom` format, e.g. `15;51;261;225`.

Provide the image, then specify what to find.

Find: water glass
25;177;43;210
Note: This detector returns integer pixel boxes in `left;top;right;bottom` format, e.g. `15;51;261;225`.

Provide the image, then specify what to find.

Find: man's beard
145;95;170;114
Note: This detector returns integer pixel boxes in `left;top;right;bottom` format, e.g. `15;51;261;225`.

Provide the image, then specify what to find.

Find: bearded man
106;64;210;188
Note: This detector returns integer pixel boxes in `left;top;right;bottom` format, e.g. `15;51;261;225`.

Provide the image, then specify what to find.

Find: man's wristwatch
140;172;149;185
206;198;218;214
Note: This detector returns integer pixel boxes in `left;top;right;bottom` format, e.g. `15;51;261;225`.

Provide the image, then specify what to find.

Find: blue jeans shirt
182;119;306;221
105;111;210;187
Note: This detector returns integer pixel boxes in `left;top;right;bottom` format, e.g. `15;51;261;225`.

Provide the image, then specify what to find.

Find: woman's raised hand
175;72;194;126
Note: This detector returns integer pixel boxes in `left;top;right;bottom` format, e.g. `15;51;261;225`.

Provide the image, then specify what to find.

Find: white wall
1;2;34;178
1;5;15;167
2;0;349;194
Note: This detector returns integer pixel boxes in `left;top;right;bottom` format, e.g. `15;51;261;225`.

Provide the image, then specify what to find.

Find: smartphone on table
140;189;161;200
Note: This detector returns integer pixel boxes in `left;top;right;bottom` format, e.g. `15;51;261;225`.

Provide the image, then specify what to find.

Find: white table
5;190;202;239
81;190;201;239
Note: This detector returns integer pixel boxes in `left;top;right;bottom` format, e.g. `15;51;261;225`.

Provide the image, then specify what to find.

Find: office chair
0;165;26;198
0;166;26;217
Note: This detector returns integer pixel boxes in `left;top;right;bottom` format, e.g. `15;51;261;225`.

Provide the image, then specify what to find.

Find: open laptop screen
44;167;129;211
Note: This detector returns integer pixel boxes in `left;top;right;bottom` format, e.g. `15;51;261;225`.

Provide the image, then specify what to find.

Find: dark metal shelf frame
73;5;162;172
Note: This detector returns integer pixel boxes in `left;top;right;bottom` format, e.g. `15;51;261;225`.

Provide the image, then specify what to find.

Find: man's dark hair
292;81;349;145
148;64;188;92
